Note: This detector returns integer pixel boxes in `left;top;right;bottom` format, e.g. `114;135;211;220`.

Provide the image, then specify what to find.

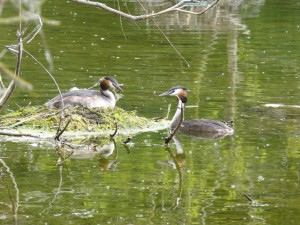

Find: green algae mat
0;106;169;139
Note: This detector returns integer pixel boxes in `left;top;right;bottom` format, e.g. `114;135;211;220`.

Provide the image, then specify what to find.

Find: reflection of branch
0;158;19;225
40;166;63;215
71;0;220;20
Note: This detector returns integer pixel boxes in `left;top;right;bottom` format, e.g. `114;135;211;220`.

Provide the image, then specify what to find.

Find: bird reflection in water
71;139;120;171
158;134;186;209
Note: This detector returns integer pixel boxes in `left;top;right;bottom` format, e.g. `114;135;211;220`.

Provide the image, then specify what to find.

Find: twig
136;0;190;67
54;117;72;141
243;193;254;203
0;131;40;138
116;0;127;40
176;0;220;15
7;109;61;129
0;74;6;89
23;49;64;109
0;28;23;111
25;14;43;44
23;49;66;138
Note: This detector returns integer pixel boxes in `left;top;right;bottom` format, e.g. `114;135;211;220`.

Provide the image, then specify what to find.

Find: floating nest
0;106;169;139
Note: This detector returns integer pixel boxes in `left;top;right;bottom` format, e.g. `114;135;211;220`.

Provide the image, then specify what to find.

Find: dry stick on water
165;99;184;145
0;131;39;138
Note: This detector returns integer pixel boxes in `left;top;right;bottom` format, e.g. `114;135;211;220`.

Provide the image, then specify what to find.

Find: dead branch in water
0;131;39;138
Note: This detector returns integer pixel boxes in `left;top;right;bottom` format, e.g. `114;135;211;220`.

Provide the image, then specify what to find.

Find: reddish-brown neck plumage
100;79;110;91
177;90;187;103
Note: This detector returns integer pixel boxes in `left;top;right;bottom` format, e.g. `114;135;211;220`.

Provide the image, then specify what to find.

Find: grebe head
159;86;188;103
100;76;123;93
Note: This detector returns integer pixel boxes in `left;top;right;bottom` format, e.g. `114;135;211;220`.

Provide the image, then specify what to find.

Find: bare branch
0;63;32;90
0;131;39;138
54;117;72;141
70;0;220;21
23;49;65;109
0;31;23;111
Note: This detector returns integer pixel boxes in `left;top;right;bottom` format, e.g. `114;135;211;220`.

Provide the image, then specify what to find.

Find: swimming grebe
45;76;123;108
159;86;234;136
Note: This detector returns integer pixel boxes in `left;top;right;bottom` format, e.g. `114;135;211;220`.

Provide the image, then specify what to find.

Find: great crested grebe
159;86;234;136
45;76;123;108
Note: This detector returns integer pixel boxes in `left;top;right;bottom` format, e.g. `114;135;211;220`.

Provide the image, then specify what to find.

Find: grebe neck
170;100;185;132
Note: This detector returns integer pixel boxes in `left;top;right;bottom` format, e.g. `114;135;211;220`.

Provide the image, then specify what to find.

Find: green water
1;0;300;224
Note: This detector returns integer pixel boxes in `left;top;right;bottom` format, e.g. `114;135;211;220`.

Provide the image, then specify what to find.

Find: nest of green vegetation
0;106;169;138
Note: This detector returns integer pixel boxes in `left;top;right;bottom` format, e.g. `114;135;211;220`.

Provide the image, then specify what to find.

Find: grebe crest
159;86;188;103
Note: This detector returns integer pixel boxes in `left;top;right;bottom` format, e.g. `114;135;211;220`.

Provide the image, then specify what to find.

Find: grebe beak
113;83;123;93
159;90;173;97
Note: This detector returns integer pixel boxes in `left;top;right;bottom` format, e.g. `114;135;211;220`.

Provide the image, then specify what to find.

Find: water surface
0;0;300;224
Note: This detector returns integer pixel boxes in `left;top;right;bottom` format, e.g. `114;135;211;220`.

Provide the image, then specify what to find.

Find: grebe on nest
159;86;233;137
45;76;123;109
